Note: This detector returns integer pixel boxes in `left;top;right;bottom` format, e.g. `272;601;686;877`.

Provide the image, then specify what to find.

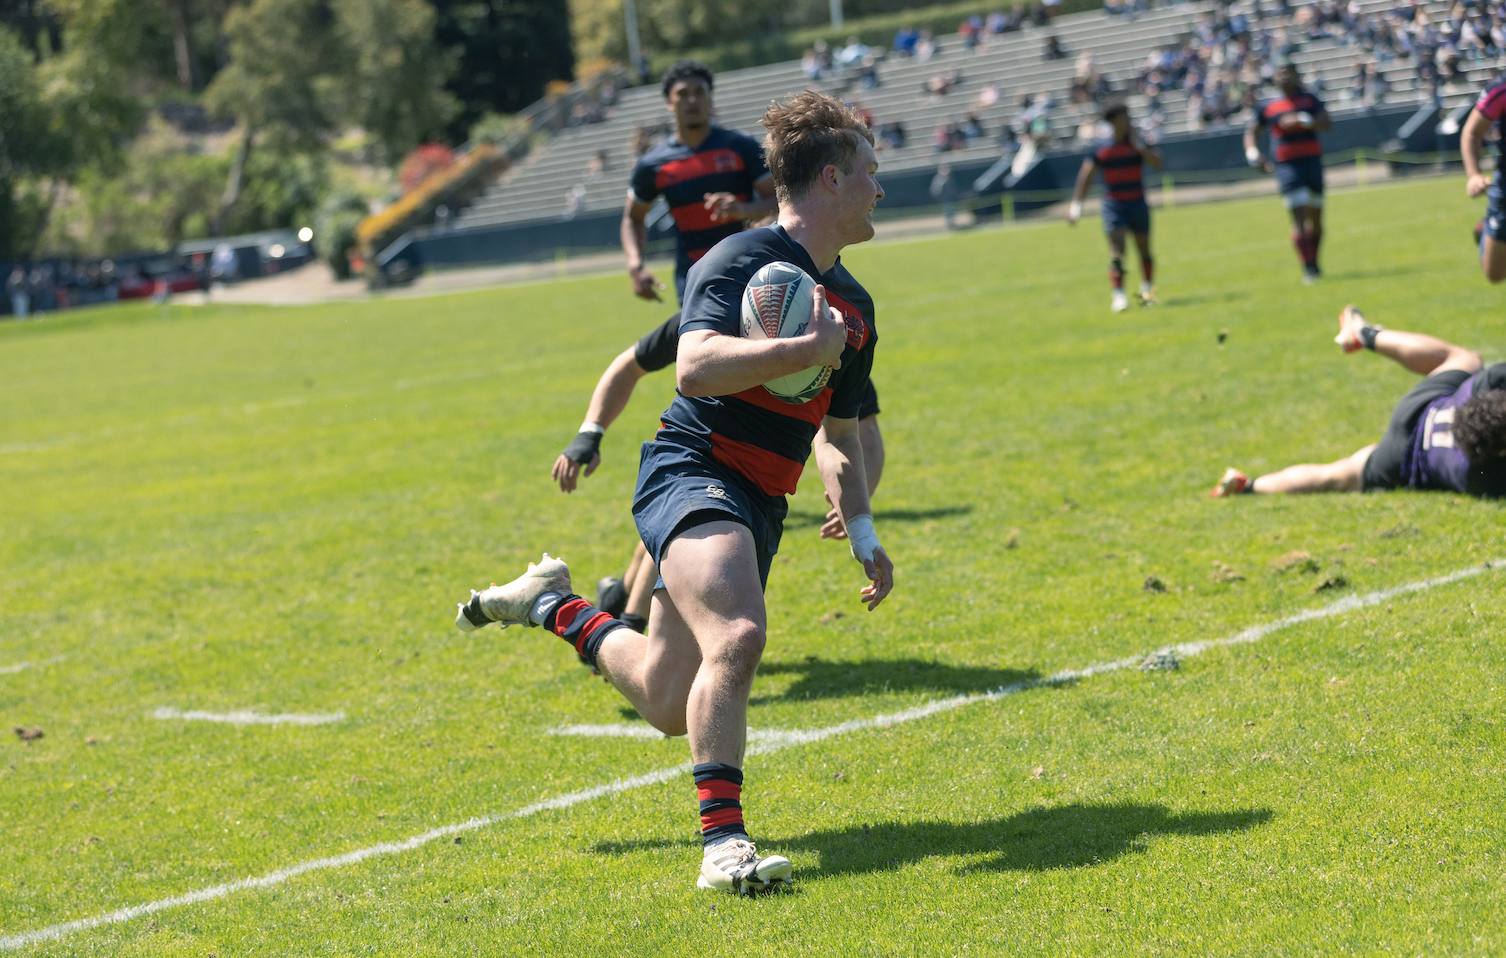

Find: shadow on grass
1160;290;1250;307
750;657;1040;705
783;504;974;531
591;803;1273;872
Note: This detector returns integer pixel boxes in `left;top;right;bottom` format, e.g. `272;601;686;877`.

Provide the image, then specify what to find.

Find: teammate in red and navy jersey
1245;61;1331;284
622;61;778;304
456;92;892;895
1461;72;1506;283
1067;101;1163;312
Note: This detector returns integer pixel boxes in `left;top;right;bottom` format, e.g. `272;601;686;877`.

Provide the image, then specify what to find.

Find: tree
570;0;790;64
334;0;458;165
431;0;574;141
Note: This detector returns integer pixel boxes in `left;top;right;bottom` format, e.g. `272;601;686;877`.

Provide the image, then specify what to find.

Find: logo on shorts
705;484;728;501
1491;217;1500;232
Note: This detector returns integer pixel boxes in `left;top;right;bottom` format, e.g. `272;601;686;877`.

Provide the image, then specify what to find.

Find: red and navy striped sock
1108;257;1125;290
543;595;625;670
1140;256;1154;284
1308;226;1322;267
693;763;749;848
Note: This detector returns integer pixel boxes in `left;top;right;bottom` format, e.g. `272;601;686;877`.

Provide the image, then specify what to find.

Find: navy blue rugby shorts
1102;198;1151;235
633;440;786;591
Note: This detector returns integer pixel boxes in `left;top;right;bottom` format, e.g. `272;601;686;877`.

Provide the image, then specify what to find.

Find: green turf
2;175;1503;955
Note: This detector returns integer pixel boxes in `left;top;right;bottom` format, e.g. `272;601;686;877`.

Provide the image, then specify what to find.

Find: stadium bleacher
447;0;1495;235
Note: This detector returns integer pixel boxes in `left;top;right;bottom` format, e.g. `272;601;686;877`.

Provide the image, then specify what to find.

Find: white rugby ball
740;261;832;404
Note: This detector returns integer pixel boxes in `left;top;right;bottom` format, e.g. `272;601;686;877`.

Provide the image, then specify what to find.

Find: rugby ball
740;261;832;404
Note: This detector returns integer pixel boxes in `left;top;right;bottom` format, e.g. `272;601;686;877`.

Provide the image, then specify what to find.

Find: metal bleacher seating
453;0;1498;231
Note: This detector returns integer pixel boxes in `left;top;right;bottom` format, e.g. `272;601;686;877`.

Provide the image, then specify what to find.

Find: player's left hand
820;490;847;539
859;546;894;611
703;192;746;222
551;450;601;493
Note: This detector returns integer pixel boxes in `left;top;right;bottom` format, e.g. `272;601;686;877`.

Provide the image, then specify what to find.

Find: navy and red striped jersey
1473;74;1506;193
630;127;770;281
1095;139;1145;202
663;225;876;501
1252;90;1325;163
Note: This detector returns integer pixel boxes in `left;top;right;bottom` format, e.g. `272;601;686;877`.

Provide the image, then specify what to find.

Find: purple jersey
1404;365;1506;495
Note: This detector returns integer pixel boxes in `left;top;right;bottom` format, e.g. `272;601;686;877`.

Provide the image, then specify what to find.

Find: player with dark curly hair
1210;306;1506;498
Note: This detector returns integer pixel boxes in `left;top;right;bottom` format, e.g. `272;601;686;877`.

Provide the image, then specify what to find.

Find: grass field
2;175;1503;956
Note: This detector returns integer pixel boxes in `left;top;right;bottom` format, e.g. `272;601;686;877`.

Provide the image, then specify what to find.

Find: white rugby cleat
697;838;793;895
1111;289;1130;312
1334;304;1367;354
455;553;572;631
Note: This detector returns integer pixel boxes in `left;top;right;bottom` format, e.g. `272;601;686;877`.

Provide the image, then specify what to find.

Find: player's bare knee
704;621;766;683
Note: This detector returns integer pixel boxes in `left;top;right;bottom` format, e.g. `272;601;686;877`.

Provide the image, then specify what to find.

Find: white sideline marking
152;708;345;727
3;560;1497;951
0;656;64;675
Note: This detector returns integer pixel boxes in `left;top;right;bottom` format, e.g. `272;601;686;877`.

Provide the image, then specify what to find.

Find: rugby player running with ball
455;92;894;894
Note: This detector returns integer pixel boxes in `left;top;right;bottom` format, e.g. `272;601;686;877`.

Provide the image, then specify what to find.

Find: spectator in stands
960;15;982;53
877;120;907;150
961;113;985;140
893;27;919;58
916;28;938;61
802;48;823;81
836;35;869;68
585;150;608;182
859;56;880;89
562;184;586;221
7;266;28;320
1044;34;1068;61
930;163;961;229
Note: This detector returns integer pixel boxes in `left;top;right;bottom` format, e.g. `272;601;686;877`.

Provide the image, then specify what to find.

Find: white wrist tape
1068;199;1082;219
845;513;881;563
1245;146;1262;166
578;421;605;435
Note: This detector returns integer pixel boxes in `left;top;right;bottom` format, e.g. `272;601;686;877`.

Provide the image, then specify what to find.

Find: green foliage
2;180;1506;953
313;190;370;278
333;0;459;166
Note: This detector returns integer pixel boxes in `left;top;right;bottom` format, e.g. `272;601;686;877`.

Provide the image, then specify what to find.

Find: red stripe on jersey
1276;139;1322;162
711;433;804;496
730;383;833;425
1477;84;1506;120
825;289;870;350
670;196;748;234
700;808;745;829
687;247;711;262
1102;167;1141;185
696;780;742;801
655;148;746;190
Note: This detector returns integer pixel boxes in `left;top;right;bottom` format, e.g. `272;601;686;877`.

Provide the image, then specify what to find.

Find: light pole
623;0;644;82
830;0;843;29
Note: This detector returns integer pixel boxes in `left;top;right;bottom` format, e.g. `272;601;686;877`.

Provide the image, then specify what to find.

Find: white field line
152;707;345;727
548;723;793;742
2;559;1497;951
0;655;65;676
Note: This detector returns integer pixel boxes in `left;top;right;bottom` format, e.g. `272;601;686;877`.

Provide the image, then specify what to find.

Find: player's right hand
1467;173;1490;198
630;266;663;301
807;285;847;370
859;546;894;611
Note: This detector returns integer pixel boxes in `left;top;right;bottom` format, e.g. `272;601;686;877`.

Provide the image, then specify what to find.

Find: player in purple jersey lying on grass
1210;306;1506;498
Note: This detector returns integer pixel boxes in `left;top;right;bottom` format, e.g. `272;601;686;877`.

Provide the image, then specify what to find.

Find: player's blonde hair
761;91;874;203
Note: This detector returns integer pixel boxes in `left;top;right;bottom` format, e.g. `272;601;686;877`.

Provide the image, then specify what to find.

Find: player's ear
821;163;841;193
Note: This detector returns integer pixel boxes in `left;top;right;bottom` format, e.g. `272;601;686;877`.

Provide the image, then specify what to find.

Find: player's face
835;138;883;244
1276;65;1299;93
1110;113;1131;138
667;78;712;130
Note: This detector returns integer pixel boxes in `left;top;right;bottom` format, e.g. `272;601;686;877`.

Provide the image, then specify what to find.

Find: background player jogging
621;60;778;304
1067;101;1162;313
1245;61;1331;285
457;92;894;895
1461;70;1506;283
1210;306;1506;498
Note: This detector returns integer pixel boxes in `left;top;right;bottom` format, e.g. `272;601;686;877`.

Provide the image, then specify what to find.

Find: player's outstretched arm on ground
1463;109;1493;198
819;415;883;539
677;284;847;397
551;346;651;492
1067;157;1096;225
815;414;894;610
702;174;779;225
1337;306;1482;378
621;193;664;301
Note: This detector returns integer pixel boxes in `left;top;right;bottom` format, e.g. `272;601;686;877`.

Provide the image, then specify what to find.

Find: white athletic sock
528;593;565;627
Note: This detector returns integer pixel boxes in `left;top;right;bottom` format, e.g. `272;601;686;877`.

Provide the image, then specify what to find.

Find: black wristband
562;429;603;464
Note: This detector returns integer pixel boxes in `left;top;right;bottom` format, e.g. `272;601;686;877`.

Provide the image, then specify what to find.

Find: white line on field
152;707;345;726
3;559;1497;951
548;723;788;742
0;655;65;675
